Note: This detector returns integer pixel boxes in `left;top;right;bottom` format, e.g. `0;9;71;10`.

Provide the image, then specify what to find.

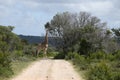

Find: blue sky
0;0;120;36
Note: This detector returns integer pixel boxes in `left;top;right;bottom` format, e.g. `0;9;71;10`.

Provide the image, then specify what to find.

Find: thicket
0;25;36;78
0;26;18;77
65;51;120;80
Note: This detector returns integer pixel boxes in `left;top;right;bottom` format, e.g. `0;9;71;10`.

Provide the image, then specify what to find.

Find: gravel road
11;59;84;80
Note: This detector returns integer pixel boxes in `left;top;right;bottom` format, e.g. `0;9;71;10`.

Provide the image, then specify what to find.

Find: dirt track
11;59;84;80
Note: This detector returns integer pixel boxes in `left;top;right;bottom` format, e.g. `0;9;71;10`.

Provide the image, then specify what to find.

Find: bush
106;54;115;61
23;45;34;55
0;52;13;77
65;52;75;60
73;53;85;64
47;52;58;57
14;50;23;57
72;53;88;70
87;61;112;80
54;53;65;59
10;50;24;61
110;61;120;74
111;72;120;80
114;50;120;60
89;51;106;60
0;65;13;77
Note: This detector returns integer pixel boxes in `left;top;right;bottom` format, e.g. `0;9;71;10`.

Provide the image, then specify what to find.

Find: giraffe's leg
34;48;37;56
36;49;39;57
35;50;38;56
44;47;48;58
43;49;45;58
37;49;41;57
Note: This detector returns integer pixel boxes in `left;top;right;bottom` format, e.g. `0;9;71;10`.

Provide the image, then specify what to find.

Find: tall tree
46;12;108;55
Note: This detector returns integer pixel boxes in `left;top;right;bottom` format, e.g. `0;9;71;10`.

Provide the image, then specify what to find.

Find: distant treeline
18;35;56;46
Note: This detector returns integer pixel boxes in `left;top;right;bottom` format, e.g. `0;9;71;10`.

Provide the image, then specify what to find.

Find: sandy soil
11;59;84;80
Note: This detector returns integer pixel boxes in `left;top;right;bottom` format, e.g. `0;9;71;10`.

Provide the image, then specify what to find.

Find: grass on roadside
0;55;37;80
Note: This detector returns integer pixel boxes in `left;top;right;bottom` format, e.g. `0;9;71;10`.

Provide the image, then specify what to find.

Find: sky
0;0;120;36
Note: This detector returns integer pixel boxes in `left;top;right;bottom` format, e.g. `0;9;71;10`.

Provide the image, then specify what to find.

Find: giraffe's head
45;22;50;29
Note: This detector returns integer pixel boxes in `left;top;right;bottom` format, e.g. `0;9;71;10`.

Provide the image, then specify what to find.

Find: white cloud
0;0;120;35
56;1;113;15
0;0;16;6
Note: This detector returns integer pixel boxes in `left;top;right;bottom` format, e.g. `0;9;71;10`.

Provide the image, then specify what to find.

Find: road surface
11;59;84;80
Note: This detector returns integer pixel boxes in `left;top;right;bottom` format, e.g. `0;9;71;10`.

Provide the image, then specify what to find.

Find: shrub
106;53;115;61
65;52;75;60
47;46;56;53
54;53;65;59
0;65;13;77
23;45;34;55
89;51;106;60
110;61;120;73
10;50;24;61
114;50;120;60
73;53;85;64
72;53;88;70
47;52;58;57
0;52;13;77
111;72;120;80
87;61;112;80
14;50;23;57
115;61;120;68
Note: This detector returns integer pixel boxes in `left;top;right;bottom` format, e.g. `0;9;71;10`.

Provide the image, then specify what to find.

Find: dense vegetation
0;25;36;79
46;12;120;80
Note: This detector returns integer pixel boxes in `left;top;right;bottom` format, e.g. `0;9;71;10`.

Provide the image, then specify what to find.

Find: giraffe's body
36;30;48;57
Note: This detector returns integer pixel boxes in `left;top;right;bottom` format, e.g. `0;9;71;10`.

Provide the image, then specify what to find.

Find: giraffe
36;29;48;57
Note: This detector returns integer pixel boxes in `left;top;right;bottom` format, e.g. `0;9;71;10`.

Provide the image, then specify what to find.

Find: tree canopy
45;12;119;55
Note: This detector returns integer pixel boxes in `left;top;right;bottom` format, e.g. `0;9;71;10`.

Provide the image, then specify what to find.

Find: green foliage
47;52;58;57
66;53;89;70
110;61;120;72
106;54;115;61
112;28;120;45
23;45;35;55
112;28;120;36
46;46;58;57
68;51;120;80
54;53;65;59
87;61;112;80
74;54;89;70
65;52;75;60
0;52;13;77
47;12;108;54
0;65;13;77
89;50;120;61
114;50;120;60
89;51;106;60
111;72;120;80
0;25;22;51
0;25;24;77
78;39;92;55
73;53;85;65
47;46;56;53
14;50;23;57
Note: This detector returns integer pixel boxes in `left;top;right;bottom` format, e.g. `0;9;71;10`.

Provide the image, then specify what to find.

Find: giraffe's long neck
44;30;48;44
